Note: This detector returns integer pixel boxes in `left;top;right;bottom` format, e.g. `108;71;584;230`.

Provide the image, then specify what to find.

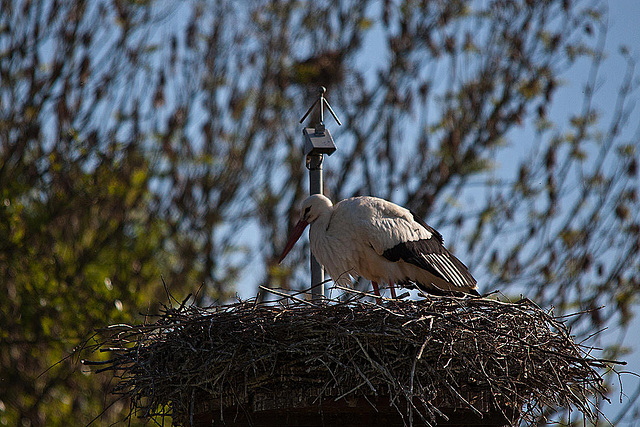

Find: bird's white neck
308;209;332;249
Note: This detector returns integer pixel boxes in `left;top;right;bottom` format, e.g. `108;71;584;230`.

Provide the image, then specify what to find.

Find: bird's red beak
278;220;309;264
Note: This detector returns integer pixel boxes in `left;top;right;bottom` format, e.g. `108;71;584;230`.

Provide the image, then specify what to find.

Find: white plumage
279;194;479;298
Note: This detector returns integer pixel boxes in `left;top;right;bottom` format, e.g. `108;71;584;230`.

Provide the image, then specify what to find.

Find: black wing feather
410;210;443;244
382;239;444;278
382;212;477;291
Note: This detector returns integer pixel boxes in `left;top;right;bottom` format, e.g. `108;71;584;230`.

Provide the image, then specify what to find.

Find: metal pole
308;153;325;299
301;86;340;301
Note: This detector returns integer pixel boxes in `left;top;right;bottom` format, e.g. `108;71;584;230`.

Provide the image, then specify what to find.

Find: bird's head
278;194;333;264
299;194;333;223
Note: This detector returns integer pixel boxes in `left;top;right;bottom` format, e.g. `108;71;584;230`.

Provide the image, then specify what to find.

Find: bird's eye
303;206;311;216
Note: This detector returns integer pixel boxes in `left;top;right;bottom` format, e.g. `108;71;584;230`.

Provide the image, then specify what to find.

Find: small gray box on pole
303;126;337;157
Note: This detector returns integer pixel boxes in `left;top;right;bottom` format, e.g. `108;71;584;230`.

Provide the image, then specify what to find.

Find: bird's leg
371;281;382;304
389;282;397;299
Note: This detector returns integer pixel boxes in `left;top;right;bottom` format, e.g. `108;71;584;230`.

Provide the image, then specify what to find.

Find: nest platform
87;291;613;426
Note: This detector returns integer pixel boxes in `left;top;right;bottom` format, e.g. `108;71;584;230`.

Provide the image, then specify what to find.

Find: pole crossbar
299;86;342;126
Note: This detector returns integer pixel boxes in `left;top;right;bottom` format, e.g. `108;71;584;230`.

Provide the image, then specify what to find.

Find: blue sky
528;1;640;424
592;2;640;424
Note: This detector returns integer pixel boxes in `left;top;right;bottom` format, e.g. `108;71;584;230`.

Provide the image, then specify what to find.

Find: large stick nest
86;291;615;426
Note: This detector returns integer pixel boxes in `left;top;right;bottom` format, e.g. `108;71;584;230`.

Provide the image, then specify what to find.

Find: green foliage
0;1;224;424
0;144;167;425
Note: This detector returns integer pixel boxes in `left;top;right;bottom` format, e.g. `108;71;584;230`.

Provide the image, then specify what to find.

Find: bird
278;194;479;299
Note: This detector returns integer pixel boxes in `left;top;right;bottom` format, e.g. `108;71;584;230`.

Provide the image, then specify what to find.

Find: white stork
278;194;479;299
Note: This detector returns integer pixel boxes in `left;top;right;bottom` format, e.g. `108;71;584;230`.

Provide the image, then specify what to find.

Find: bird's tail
410;280;481;298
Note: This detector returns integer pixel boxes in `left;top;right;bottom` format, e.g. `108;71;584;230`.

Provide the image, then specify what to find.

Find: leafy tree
0;0;242;424
1;0;638;425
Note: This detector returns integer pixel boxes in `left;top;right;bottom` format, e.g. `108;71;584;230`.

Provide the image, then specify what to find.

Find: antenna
300;87;341;300
299;86;342;126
